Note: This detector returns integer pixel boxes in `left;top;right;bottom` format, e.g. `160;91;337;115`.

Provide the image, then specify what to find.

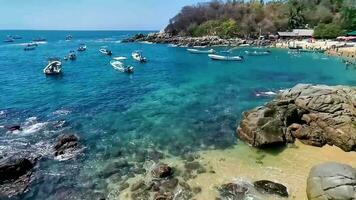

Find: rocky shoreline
122;32;272;47
238;84;356;152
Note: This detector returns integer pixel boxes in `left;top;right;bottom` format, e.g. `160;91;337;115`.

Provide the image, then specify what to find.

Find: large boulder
0;156;35;198
151;163;173;178
307;162;356;200
0;157;34;183
238;84;356;151
53;134;79;156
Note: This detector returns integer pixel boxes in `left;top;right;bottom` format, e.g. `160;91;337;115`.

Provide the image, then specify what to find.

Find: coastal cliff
238;84;356;152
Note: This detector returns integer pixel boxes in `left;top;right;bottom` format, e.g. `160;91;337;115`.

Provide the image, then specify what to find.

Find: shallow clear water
1;31;355;199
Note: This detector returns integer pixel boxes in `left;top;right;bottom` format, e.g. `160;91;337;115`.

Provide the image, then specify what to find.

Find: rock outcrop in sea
307;162;356;200
238;84;356;151
122;32;272;47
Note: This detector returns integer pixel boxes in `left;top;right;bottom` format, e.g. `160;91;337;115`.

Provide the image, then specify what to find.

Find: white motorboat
77;44;87;52
132;51;146;62
100;48;112;56
110;60;134;73
68;51;76;60
187;48;215;54
208;54;244;61
245;50;271;56
43;60;62;75
113;56;127;61
65;35;73;41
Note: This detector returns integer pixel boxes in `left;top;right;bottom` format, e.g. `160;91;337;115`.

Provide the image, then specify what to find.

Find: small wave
255;91;277;97
140;41;153;45
20;117;49;134
52;109;71;116
54;147;85;161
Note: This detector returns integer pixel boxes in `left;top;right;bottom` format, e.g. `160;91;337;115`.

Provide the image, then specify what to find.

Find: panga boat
110;60;134;73
132;51;146;62
187;48;215;54
208;54;244;61
245;50;271;56
65;35;73;41
113;56;127;61
33;38;46;42
43;60;62;75
27;42;38;47
99;48;112;56
68;51;76;60
24;46;36;51
77;44;87;52
3;37;14;43
64;51;76;61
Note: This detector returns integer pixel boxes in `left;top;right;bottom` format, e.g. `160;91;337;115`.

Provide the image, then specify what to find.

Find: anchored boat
33;38;46;42
77;44;87;52
65;35;73;41
110;60;134;73
208;54;244;61
43;60;62;75
187;48;215;54
132;51;146;62
3;37;14;43
99;48;112;56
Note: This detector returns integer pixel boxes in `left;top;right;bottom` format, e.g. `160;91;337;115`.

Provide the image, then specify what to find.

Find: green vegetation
165;0;356;39
314;23;344;39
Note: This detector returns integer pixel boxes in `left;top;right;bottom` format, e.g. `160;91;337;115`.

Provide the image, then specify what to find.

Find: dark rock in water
0;157;34;183
99;159;131;178
152;163;173;178
153;191;174;200
253;180;288;197
53;134;79;156
307;162;356;200
218;183;248;200
0;156;35;198
238;84;356;151
6;125;21;132
160;178;178;191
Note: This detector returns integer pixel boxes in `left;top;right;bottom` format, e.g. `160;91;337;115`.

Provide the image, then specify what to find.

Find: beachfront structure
278;29;314;39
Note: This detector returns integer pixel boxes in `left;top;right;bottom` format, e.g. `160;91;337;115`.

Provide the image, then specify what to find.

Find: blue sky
0;0;211;30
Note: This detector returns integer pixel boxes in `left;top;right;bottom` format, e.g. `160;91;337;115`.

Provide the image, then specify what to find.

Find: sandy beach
275;39;356;60
116;141;356;200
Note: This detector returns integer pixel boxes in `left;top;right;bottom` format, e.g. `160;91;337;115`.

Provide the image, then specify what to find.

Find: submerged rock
238;84;356;151
218;182;249;200
53;134;80;156
307;162;356;200
151;163;173;178
253;180;289;197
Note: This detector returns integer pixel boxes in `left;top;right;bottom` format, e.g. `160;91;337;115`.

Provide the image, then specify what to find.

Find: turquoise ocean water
1;31;356;199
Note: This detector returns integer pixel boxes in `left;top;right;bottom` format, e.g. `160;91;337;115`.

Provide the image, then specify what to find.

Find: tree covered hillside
165;0;356;39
